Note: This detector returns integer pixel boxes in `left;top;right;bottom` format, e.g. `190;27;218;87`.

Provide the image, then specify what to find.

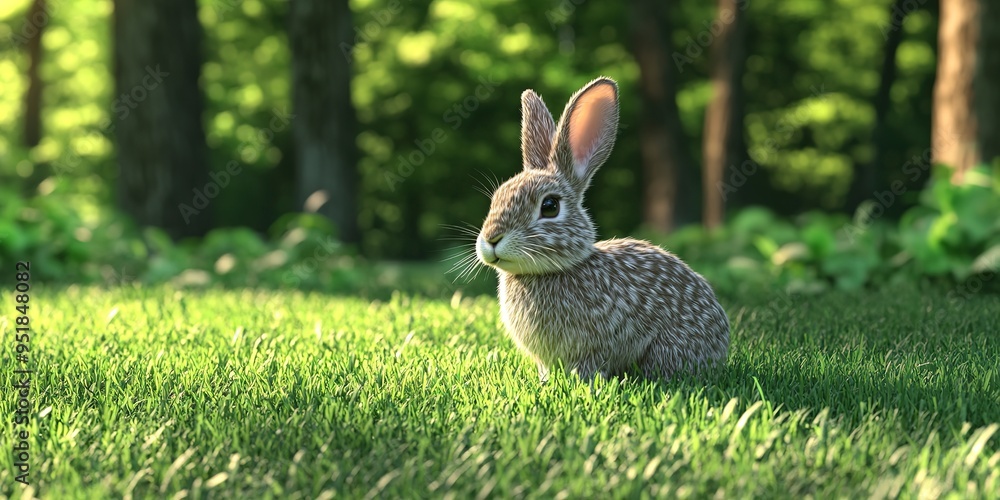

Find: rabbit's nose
486;234;504;245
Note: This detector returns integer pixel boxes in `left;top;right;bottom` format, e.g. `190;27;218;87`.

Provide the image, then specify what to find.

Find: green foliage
1;285;997;497
897;166;1000;280
3;165;997;299
646;166;1000;294
1;0;944;259
0;183;367;291
0;0;994;292
0;182;141;282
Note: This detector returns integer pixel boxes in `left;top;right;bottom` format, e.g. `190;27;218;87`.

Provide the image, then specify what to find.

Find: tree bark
848;0;909;211
629;0;697;233
932;0;980;182
288;0;360;244
23;0;45;148
976;0;1000;166
701;0;746;230
114;0;211;238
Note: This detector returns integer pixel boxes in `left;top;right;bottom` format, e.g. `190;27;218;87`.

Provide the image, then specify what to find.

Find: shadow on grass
709;361;1000;430
652;290;1000;432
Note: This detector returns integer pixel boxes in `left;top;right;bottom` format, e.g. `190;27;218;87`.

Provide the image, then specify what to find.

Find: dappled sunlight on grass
0;284;996;496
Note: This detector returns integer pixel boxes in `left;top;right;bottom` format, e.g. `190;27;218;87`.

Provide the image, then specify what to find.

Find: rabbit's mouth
477;242;515;272
476;234;501;264
479;250;508;270
477;233;564;275
483;255;536;275
488;258;520;274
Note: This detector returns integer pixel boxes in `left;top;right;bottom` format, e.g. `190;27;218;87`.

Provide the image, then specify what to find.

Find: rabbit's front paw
571;357;609;383
537;362;550;384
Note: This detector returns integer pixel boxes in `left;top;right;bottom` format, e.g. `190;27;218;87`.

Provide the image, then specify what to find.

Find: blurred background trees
629;0;697;233
114;0;211;238
0;0;998;292
932;0;1000;183
289;0;360;244
20;0;43;149
701;0;746;230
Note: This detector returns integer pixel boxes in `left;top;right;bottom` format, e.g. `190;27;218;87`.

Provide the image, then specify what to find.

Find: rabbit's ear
521;89;556;170
551;77;619;192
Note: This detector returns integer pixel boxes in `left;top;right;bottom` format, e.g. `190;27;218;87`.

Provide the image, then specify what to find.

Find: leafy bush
2;166;997;295
895;167;1000;280
647;165;1000;294
0;185;362;291
0;183;142;283
139;214;365;291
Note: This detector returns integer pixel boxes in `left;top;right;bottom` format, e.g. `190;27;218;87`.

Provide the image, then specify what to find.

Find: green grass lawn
1;284;999;498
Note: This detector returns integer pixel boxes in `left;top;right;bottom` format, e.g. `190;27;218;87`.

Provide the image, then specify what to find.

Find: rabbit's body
499;238;729;380
475;76;730;381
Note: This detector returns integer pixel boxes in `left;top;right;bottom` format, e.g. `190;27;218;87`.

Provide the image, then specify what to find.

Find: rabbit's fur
476;77;730;381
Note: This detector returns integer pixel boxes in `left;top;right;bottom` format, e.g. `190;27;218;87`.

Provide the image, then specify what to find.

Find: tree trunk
849;0;909;211
701;0;746;230
629;0;697;233
114;0;210;238
23;0;45;148
288;0;360;244
932;0;980;182
976;0;1000;166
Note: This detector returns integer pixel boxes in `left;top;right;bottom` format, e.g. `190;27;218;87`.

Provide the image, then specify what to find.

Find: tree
288;0;359;244
976;0;1000;166
701;0;747;229
628;0;698;233
932;0;979;182
114;0;211;238
849;0;911;211
22;0;45;148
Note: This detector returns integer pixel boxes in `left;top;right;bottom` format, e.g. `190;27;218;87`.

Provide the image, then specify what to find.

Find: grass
1;282;999;499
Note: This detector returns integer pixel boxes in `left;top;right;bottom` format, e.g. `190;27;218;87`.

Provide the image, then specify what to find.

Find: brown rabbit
475;77;730;381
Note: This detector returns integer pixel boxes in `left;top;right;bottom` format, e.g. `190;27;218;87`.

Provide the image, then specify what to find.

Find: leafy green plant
895;165;1000;280
645;165;999;294
2;166;996;295
0;186;365;291
0;184;132;282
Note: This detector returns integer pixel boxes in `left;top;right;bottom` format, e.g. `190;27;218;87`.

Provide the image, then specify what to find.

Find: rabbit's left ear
551;77;619;192
521;90;556;171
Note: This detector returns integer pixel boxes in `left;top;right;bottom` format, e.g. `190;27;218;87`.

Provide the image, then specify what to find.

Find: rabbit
475;76;730;382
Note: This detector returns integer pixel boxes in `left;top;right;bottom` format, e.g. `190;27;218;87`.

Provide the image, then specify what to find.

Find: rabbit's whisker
446;252;478;275
439;248;476;264
439;223;481;236
455;258;483;283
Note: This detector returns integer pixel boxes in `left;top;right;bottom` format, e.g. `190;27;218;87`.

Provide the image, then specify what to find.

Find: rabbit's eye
540;196;560;218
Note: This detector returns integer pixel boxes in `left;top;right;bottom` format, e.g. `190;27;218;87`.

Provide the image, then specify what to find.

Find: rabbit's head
477;77;620;275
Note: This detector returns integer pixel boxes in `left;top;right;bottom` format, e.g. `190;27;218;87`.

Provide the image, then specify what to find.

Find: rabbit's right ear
550;77;619;193
521;89;556;171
